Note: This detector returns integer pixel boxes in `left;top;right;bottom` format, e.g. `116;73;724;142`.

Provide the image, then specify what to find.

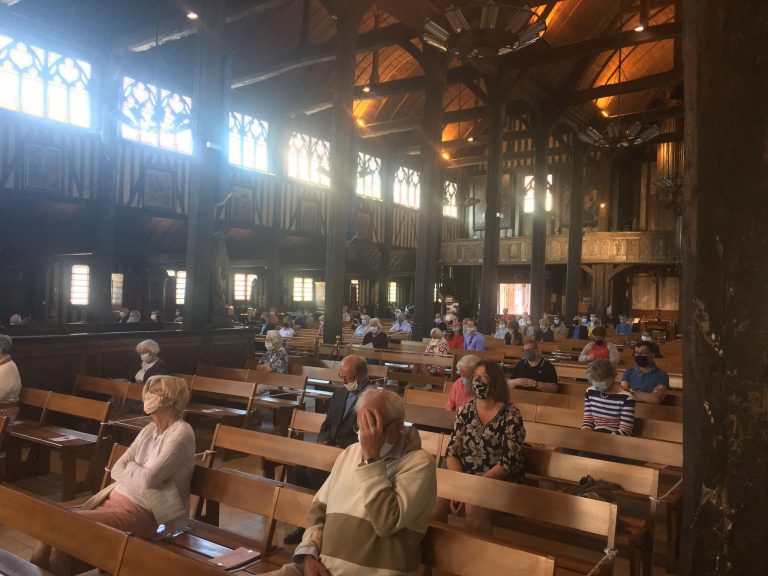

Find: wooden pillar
377;155;395;317
565;142;585;321
412;48;447;341
89;61;121;322
323;1;370;344
530;116;550;322
681;1;768;574
477;78;506;334
266;122;289;311
183;0;230;331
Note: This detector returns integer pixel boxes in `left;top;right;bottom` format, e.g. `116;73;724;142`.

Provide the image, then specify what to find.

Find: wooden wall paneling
117;143;191;214
393;205;417;248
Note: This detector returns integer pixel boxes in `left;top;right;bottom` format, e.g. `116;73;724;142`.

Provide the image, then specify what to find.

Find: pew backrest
196;364;250;382
287;409;325;438
116;537;227;576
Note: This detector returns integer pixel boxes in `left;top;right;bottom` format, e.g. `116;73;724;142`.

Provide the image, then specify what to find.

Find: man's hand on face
303;555;330;576
358;407;386;461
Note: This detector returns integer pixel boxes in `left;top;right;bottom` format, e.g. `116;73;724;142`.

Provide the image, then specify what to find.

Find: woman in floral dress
432;360;526;535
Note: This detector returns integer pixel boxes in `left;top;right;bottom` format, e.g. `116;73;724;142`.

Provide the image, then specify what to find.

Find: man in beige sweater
281;388;436;576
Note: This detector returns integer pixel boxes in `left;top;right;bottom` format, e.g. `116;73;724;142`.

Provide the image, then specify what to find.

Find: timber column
90;60;121;322
184;0;230;331
530;115;550;322
323;1;371;345
412;48;447;341
477;77;506;334
565;141;584;321
377;155;395;317
681;1;768;575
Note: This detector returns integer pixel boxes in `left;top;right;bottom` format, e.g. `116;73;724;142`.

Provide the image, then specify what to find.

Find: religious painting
299;199;320;234
231;185;254;224
356;211;373;242
144;165;175;210
25;143;63;192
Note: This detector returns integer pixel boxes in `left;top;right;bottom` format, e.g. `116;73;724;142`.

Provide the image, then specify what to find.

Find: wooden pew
421;523;556;576
246;373;308;436
117;537;233;576
287;408;325;440
435;467;618;575
186;376;257;428
72;374;129;408
525;421;683;468
204;424;341;480
0;484;128;574
8;390;111;499
404;403;456;432
524;447;660;576
196;364;251;382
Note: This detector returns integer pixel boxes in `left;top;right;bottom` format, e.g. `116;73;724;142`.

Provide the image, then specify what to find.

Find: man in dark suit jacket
283;354;372;544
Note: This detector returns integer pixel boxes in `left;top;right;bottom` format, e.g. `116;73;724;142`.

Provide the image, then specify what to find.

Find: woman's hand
303;555;330;576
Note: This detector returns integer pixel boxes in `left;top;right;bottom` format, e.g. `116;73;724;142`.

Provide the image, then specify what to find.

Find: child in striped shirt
581;359;635;436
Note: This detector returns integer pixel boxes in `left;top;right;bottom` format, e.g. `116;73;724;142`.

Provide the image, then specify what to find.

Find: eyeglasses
353;418;401;434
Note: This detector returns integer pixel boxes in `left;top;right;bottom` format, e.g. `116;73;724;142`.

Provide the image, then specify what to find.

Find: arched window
229;112;269;172
286;132;330;187
394;167;420;208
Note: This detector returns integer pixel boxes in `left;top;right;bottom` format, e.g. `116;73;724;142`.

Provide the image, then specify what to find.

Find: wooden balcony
441;231;679;266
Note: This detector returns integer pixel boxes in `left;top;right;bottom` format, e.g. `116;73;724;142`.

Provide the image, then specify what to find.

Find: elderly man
620;342;669;404
389;313;412;335
508;340;559;393
444;354;480;411
463;319;485;351
282;388;436;576
283;355;374;545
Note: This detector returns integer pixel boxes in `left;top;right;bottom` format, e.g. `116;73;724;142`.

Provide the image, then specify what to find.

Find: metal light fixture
577;0;659;149
422;2;546;61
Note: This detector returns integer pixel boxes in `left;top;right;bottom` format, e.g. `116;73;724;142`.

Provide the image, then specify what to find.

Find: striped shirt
581;389;636;436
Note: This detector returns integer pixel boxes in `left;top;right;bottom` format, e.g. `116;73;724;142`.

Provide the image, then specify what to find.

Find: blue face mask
461;376;471;389
591;380;610;393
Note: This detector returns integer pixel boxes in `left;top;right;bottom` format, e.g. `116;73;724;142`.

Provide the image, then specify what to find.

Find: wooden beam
232;23;414;88
360;107;485;138
118;0;292;53
567;69;683;105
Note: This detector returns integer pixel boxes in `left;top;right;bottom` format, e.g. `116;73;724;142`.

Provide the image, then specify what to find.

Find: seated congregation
0;309;682;576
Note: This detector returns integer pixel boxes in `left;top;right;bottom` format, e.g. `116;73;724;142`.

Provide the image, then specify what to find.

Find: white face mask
151;314;158;321
641;335;652;342
140;352;153;363
127;317;138;323
143;391;165;415
344;378;359;392
265;342;274;351
370;326;379;333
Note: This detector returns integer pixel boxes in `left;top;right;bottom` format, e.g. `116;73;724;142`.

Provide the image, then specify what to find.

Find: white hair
368;317;381;329
0;334;12;355
355;388;404;421
430;327;443;339
143;375;189;415
456;354;480;372
136;339;160;355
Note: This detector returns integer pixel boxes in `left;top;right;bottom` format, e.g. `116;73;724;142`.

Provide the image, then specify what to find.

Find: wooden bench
186;376;257;428
72;373;129;407
118;537;233;576
247;373;308;435
435;467;618;575
421;523;556;576
287;408;325;440
0;484;128;574
8;389;111;499
524;447;660;576
196;364;251;382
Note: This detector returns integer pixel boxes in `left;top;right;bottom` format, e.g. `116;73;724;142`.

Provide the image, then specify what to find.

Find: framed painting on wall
25;143;63;192
144;165;175;210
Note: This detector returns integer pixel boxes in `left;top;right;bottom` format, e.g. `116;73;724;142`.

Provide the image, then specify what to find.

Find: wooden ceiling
3;0;682;161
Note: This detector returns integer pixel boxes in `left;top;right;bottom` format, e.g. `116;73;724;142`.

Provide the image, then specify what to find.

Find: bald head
341;354;368;379
356;388;404;422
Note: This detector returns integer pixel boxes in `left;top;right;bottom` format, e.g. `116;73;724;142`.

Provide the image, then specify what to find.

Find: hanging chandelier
422;2;547;60
577;0;659;149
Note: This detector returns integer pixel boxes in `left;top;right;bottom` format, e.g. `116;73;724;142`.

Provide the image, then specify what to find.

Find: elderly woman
133;340;168;384
444;354;479;412
32;375;195;575
354;315;370;338
423;328;450;376
0;334;21;421
279;321;295;339
256;330;289;374
433;360;526;535
362;317;389;349
582;359;635;436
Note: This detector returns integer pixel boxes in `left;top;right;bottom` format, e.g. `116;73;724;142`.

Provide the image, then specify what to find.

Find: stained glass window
119;76;192;154
229;112;269;172
443;181;458;218
356;152;382;199
286;132;330;187
394;167;420;208
0;34;91;127
523;174;553;213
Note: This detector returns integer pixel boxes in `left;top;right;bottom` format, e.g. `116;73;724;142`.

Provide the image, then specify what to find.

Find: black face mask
635;355;651;367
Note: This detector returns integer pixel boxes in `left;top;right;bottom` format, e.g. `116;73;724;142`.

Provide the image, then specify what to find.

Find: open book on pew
208;547;261;570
